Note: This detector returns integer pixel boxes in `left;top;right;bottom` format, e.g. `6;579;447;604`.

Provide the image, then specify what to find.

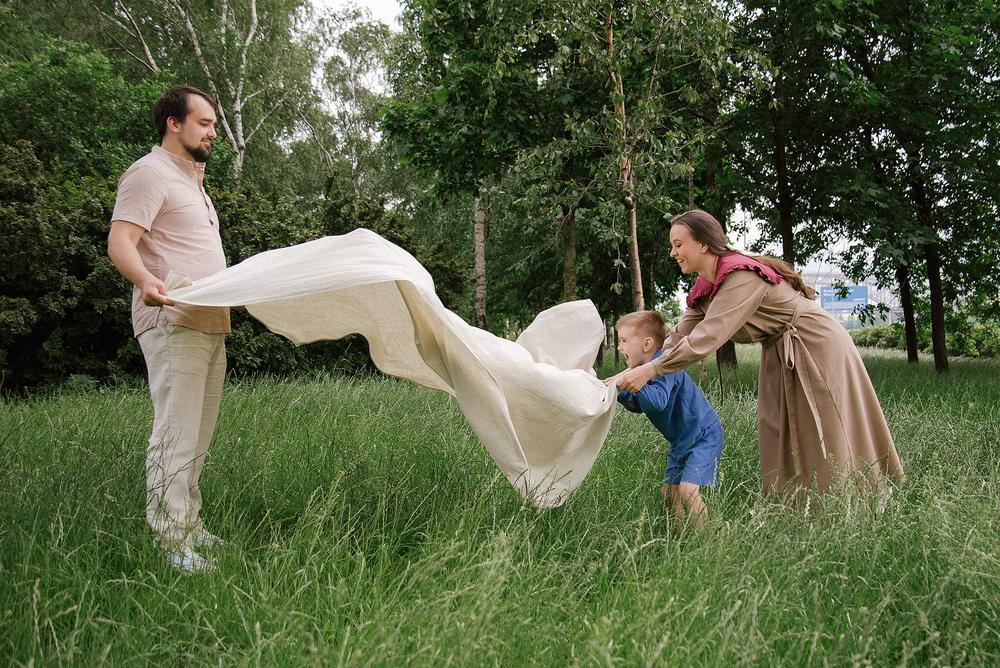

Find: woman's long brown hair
671;210;816;300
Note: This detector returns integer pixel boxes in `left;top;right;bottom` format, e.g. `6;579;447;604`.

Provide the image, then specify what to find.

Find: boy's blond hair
615;310;667;348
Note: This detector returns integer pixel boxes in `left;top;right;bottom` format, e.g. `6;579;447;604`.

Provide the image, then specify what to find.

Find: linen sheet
168;229;617;508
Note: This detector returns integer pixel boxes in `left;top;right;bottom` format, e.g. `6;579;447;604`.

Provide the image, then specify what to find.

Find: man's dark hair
152;86;216;139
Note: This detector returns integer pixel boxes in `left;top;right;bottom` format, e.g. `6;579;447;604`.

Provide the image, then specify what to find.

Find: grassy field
1;346;998;666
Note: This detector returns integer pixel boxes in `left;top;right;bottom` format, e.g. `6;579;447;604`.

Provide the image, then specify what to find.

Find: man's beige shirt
112;146;230;337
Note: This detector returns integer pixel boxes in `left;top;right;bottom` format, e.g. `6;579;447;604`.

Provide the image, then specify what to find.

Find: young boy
610;311;724;528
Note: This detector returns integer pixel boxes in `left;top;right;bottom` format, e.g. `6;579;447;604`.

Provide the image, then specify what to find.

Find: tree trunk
561;204;577;302
906;168;948;373
923;242;948;373
605;5;643;311
613;322;619;367
232;148;245;184
168;0;289;185
625;195;643;311
766;1;796;268
866;135;916;365
772;104;795;266
647;246;656;310
894;261;919;363
473;196;487;330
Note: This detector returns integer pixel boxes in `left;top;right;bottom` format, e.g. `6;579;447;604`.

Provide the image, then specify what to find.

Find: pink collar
685;253;782;308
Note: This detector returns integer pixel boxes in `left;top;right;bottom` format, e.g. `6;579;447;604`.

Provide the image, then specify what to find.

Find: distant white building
801;266;900;329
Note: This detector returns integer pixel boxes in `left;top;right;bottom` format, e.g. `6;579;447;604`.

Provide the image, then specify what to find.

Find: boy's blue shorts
663;419;724;487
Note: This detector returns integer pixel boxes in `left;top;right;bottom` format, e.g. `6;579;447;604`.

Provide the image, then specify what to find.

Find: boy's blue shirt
617;350;719;452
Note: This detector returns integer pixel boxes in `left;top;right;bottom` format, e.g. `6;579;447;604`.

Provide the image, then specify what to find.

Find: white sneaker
167;547;215;573
194;530;225;550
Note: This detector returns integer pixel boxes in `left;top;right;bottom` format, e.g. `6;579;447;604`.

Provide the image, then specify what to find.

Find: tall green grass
1;347;997;666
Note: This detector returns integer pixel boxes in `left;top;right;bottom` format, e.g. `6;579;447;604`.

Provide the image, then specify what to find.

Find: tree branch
244;86;268;103
221;0;236;100
101;26;158;74
93;2;158;72
298;112;334;170
235;0;259;104
168;0;238;150
93;4;129;33
118;1;159;72
246;90;290;143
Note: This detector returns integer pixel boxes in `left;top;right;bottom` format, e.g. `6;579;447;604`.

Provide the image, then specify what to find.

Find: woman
614;210;903;494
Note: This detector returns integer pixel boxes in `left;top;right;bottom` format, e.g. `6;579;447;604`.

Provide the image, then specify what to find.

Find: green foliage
0;137;141;390
0;36;458;391
657;296;683;328
385;0;730;328
224;316;374;378
0;42;166;390
0;39;163;174
0;40;173;390
383;1;553;195
822;0;1000;353
851;322;1000;359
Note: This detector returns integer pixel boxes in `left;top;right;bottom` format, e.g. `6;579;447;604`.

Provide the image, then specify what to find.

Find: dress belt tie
764;303;828;478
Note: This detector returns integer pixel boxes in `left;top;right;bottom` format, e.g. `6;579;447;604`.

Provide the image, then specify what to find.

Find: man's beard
184;139;212;162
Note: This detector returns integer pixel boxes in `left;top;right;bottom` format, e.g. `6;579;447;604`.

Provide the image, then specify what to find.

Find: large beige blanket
168;229;617;508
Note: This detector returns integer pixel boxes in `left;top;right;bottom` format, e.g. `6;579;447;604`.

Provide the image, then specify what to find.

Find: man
108;86;230;572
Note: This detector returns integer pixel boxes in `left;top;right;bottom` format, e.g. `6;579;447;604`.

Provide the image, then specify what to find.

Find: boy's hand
616;362;657;393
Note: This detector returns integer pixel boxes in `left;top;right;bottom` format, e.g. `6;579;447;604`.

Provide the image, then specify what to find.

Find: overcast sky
314;0;402;28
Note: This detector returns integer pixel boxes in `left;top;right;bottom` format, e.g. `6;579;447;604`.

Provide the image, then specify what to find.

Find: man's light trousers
138;314;226;548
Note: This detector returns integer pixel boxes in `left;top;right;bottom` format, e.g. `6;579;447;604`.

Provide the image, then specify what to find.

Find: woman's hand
614;362;657;393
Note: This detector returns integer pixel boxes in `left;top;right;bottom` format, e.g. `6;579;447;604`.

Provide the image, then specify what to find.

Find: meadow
1;346;998;666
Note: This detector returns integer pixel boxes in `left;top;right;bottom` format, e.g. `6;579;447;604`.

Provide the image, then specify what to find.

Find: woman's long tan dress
654;270;904;493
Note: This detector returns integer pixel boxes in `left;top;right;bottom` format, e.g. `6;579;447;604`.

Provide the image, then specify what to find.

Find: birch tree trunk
163;0;289;184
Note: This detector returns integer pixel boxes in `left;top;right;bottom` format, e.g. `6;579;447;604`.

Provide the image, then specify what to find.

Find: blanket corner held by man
168;228;617;508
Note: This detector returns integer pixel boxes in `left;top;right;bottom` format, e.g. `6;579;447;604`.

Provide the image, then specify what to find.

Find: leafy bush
0;40;163;175
850;322;1000;358
0;41;163;392
0;140;141;390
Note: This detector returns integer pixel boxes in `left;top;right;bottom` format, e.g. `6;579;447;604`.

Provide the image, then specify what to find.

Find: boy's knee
677;482;701;501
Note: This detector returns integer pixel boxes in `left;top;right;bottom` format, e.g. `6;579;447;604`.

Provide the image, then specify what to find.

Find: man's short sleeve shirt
112;146;230;336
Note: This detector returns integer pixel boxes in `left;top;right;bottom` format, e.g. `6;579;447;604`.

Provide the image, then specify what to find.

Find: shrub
850;322;1000;359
